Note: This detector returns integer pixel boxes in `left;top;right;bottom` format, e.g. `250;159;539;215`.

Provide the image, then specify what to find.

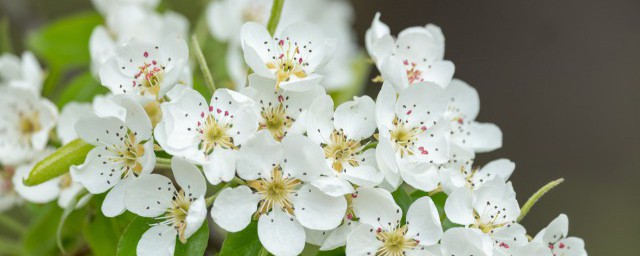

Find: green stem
156;157;171;166
517;178;565;222
259;246;270;256
0;214;26;235
191;34;216;94
266;0;286;36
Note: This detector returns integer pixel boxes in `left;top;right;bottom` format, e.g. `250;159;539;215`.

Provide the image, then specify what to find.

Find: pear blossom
445;179;528;255
440;227;493;256
375;81;450;191
98;34;189;99
533;214;588;256
240;21;335;91
0;87;58;165
346;187;443;256
444;79;502;155
71;96;155;217
0;52;44;94
211;131;346;256
154;86;259;184
366;13;455;91
514;240;554;256
242;74;325;141
440;158;515;195
306;94;382;196
124;157;207;256
89;5;189;77
0;166;21;212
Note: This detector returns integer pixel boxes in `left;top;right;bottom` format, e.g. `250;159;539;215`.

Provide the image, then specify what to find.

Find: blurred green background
1;0;638;255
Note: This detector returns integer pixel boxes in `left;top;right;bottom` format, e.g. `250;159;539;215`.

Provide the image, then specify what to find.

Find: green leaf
391;187;412;224
116;216;156;256
23;139;93;186
27;12;102;68
174;220;209;256
83;207;120;256
219;221;263;256
56;71;108;108
23;203;85;256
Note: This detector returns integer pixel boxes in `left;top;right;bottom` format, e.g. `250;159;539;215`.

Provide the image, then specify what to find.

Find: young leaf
219;221;263;256
23;139;93;186
174;220;209;256
83;207;120;256
116;216;156;256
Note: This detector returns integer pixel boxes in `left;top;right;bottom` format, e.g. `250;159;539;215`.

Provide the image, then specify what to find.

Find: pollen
323;131;363;172
259;103;293;141
247;166;301;217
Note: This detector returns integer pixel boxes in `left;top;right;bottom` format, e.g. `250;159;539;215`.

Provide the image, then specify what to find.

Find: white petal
202;149;237;185
379;55;409;91
210;88;259;145
240;22;275;78
258;208;306;256
278;22;333;72
70;148;124;194
542;214;569;244
341;149;383;187
137;224;177;256
399;162;440;192
467;122;502;153
237;130;282;180
422;60;455;88
375;138;401;189
472;158;515;187
57;103;93;145
441;228;493;256
345;224;383;256
124;174;175;217
75;115;126;147
57;182;85;209
155;87;206;153
492;223;528;255
293;184;346;230
445;79;479;120
334;96;376;141
319;221;358;251
395;82;448;128
101;178;130;217
184;196;207;239
515;241;553;256
211;186;262;232
375;82;397;134
444;188;475;226
353;187;402;231
13;164;60;203
117;95;153;141
406;197;443;246
310;176;354;197
306;94;334;145
171;156;206;198
282;134;331;181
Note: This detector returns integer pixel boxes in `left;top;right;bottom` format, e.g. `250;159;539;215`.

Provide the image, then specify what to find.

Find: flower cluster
0;0;587;256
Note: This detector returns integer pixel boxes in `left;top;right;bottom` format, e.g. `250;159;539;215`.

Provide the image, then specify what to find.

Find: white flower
211;131;346;256
0;87;58;165
91;0;160;15
242;74;325;141
207;0;272;43
90;5;189;77
440;158;515;195
98;34;189;99
366;12;455;91
346;187;442;256
444;79;502;155
57;103;94;145
71;96;155;217
445;179;527;255
375;82;450;191
514;240;554;256
533;214;588;256
0;166;21;212
240;21;335;91
124;157;207;256
0;52;44;95
306;94;382;196
440;227;493;256
155;86;258;184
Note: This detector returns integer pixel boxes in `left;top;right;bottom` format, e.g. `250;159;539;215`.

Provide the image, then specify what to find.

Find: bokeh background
1;0;638;255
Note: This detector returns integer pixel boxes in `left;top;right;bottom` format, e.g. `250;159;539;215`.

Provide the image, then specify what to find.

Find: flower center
403;60;424;85
471;202;510;234
133;52;164;98
323;131;363;172
162;189;192;243
18;112;41;140
105;130;146;177
198;114;236;155
247;166;301;217
259;104;293;141
376;225;418;256
58;173;73;189
265;38;310;89
389;118;424;157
